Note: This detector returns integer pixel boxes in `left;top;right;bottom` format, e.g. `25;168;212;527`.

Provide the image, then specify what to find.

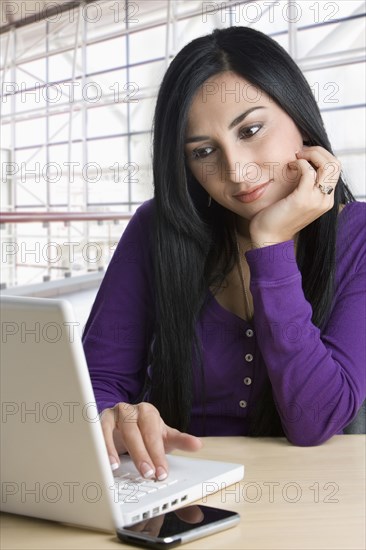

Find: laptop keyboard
112;471;180;505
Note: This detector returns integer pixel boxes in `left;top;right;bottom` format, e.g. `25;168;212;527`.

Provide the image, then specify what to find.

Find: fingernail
156;467;168;481
288;162;297;168
109;456;119;471
141;462;155;479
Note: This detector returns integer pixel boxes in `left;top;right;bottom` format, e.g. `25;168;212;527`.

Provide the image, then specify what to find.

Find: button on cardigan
82;199;366;445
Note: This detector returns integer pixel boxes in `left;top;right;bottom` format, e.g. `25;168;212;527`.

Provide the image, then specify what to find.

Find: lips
233;181;271;203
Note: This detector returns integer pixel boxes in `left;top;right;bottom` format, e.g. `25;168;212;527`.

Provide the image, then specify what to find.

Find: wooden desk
1;435;365;550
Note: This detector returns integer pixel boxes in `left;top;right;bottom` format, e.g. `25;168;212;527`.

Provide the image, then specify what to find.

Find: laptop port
152;507;159;516
142;512;149;520
162;503;168;510
180;495;188;502
171;499;178;506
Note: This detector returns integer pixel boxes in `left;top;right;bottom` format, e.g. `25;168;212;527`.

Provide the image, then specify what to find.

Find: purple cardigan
82;200;366;445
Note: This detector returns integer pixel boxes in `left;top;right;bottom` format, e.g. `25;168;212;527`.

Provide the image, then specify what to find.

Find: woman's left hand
249;146;342;247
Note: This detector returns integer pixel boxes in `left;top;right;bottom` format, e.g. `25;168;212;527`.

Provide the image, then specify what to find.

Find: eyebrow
185;106;267;144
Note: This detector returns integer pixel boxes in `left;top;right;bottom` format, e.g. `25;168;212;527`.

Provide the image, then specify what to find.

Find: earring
207;194;212;207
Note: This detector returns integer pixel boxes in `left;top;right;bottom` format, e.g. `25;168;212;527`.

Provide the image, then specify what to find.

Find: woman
82;26;365;482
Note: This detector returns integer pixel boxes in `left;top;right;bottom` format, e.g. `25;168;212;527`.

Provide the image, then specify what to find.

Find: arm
246;237;366;446
82;200;202;475
82;201;155;413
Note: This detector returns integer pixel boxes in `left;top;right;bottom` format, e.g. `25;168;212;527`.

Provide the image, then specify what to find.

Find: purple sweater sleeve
245;204;366;446
82;201;155;414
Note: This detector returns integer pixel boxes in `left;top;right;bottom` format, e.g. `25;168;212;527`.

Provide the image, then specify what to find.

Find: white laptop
0;295;244;532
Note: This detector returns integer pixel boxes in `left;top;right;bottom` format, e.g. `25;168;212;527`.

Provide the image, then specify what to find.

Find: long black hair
145;26;355;436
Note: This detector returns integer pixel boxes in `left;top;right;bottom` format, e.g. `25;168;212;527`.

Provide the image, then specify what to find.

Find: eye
191;146;216;160
239;124;262;139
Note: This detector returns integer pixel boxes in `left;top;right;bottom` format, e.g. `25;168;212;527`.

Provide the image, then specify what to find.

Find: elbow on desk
286;434;331;447
282;396;365;446
284;427;343;447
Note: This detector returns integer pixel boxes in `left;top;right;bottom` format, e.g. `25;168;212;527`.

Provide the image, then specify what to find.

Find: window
1;0;365;288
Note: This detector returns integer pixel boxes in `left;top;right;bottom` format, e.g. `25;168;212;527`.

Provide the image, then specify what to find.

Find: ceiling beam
0;0;96;34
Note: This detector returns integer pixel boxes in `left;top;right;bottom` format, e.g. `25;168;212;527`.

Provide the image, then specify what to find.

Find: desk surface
1;435;365;550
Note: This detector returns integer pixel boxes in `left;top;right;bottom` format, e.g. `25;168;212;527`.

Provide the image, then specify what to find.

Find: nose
222;144;262;186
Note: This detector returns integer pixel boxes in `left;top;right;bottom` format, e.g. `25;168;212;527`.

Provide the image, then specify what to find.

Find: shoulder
337;201;366;250
121;198;155;243
111;198;155;265
133;198;155;226
336;201;366;278
338;200;366;226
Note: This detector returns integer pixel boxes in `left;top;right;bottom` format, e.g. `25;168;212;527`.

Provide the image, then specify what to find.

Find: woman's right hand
100;402;202;480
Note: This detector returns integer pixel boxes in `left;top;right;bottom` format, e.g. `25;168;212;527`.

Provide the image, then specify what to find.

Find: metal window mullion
125;0;132;210
299;54;366;72
298;47;365;63
13;129;152;152
288;0;298;61
11;201;143;208
171;0;177;56
11;28;17;287
45;20;51;281
45;21;51;212
0;31;12;290
0;31;11;85
165;0;171;70
332;148;365;156
82;0;89;263
67;5;81;218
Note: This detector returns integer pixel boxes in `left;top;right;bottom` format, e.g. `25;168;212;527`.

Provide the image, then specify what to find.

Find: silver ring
318;183;334;195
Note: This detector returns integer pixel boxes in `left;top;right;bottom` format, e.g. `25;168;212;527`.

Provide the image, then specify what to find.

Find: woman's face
184;71;306;222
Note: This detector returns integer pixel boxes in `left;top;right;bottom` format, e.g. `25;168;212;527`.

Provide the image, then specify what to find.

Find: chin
238;198;274;218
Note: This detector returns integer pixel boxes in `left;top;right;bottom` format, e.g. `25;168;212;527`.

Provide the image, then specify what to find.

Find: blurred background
0;0;365;324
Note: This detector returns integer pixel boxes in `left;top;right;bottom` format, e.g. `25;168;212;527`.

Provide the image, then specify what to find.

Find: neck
232;214;250;247
232;214;251;240
233;223;254;322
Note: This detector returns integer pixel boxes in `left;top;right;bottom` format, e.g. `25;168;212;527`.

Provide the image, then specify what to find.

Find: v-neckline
207;288;253;326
